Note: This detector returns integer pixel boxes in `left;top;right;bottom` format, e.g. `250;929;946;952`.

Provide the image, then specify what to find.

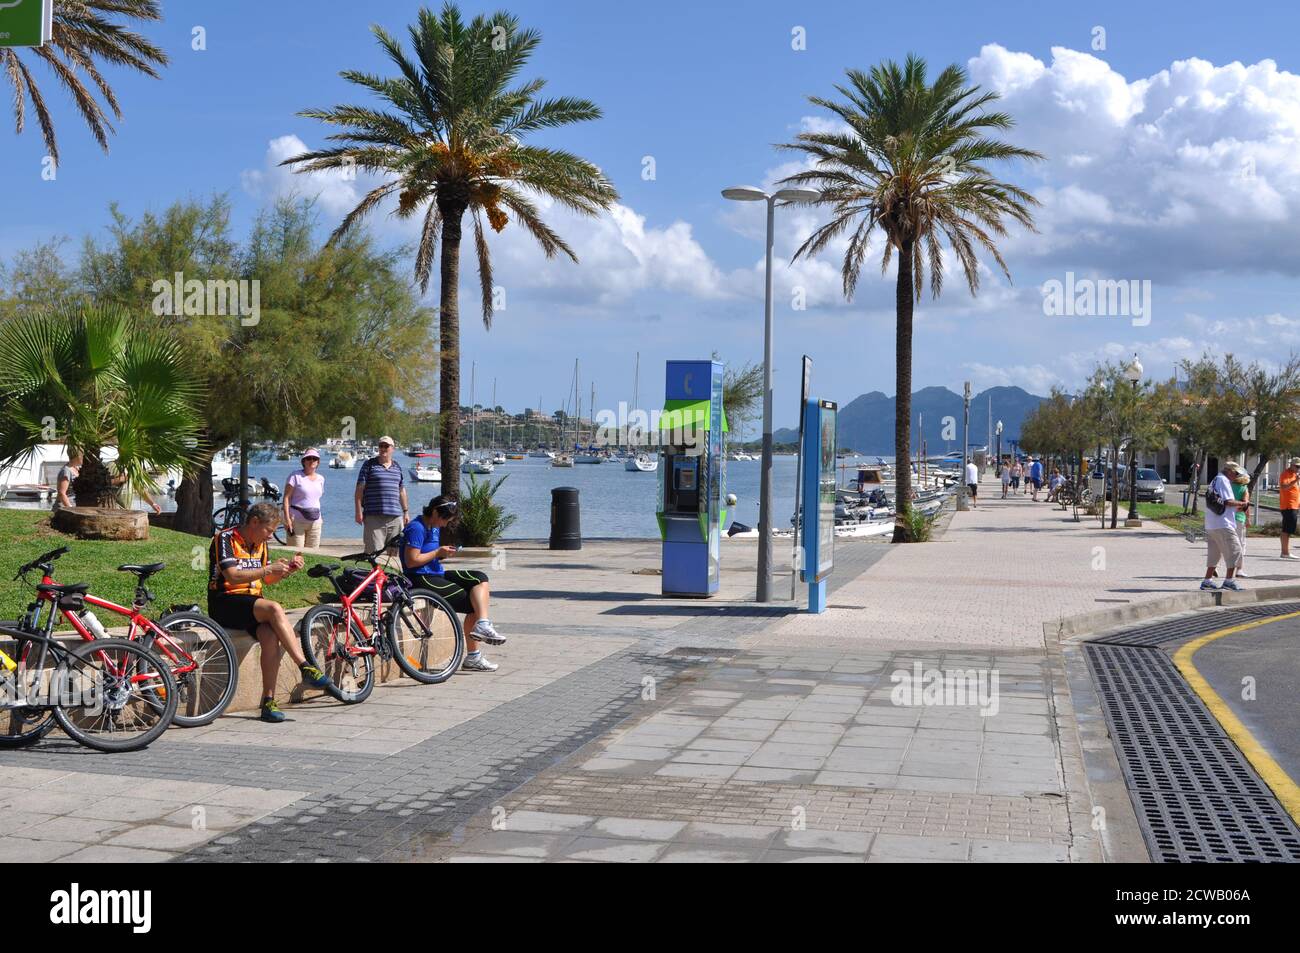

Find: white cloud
967;45;1300;278
242;136;731;306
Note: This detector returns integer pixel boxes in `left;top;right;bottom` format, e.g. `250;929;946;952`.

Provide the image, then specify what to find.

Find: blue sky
5;0;1300;435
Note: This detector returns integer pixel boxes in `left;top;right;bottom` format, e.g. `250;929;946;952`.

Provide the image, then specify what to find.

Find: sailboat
552;359;578;467
461;362;495;474
624;353;657;471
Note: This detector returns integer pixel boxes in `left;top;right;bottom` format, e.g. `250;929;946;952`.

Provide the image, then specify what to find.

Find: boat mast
491;377;498;450
631;352;639;454
470;361;477;455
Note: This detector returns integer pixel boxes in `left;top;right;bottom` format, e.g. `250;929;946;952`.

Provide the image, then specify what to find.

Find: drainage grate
1090;602;1300;647
1085;643;1300;862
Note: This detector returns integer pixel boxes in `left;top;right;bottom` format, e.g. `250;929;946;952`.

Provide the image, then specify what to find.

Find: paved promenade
0;476;1286;863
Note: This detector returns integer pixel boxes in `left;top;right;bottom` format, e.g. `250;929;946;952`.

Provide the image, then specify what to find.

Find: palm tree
285;3;618;502
2;0;168;165
0;304;204;508
779;55;1041;540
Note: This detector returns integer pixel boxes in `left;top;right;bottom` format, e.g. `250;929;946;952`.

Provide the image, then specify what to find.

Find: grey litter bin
549;486;581;550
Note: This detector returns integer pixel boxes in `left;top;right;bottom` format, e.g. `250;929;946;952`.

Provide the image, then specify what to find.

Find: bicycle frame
29;572;199;678
323;562;390;661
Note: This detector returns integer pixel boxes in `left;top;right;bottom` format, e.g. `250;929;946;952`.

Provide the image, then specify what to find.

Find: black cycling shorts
408;570;487;613
1284;509;1298;534
207;593;262;633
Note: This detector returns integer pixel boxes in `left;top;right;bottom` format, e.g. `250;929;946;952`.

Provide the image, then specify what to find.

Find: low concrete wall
225;628;402;714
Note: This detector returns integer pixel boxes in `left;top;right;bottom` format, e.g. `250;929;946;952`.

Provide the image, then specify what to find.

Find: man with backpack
1201;461;1250;591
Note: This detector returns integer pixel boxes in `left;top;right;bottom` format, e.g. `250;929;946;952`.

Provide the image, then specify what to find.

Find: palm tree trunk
72;449;117;508
173;458;215;536
438;201;465;516
892;237;915;543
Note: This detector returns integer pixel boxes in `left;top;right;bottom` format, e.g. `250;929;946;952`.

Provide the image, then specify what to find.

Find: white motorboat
461;458;495;474
491;451;507;465
625;454;658;472
529;449;555;459
730;451;755;461
329;450;356;469
409;453;441;482
574;452;604;464
551;453;574;468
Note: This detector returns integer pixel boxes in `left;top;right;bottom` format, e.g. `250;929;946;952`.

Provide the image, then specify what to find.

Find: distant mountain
772;385;1046;455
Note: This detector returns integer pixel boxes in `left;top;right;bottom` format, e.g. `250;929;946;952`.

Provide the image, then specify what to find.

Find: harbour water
237;453;807;539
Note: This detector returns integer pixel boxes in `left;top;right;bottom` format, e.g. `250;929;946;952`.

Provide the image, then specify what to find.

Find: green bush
457;473;517;546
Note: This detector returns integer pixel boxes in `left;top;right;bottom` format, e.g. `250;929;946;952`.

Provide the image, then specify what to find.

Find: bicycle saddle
36;582;90;596
117;562;165;578
307;563;340;578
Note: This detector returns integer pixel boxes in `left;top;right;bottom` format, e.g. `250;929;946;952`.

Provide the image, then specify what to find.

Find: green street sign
0;0;52;49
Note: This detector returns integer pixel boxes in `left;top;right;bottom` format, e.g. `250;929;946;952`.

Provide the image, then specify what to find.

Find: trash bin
549;486;581;550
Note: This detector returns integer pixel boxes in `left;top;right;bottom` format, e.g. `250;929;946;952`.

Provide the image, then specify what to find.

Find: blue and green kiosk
657;360;728;597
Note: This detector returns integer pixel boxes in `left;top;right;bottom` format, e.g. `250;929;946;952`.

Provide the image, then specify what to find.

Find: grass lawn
0;508;334;622
1133;502;1280;537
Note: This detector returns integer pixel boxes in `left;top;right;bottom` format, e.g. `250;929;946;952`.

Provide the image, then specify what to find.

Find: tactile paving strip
1084;642;1300;862
1089;602;1300;647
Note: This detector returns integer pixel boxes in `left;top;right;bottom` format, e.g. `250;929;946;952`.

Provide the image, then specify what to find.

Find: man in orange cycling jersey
208;502;332;722
1280;457;1300;559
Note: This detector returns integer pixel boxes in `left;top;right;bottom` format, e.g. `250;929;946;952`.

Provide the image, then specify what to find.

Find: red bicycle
15;547;238;728
297;543;464;703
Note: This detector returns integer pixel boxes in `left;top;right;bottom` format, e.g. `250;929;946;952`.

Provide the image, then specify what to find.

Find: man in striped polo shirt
354;436;410;553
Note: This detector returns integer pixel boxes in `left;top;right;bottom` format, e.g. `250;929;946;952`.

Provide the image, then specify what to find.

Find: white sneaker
1284;554;1299;560
471;619;506;646
461;654;499;672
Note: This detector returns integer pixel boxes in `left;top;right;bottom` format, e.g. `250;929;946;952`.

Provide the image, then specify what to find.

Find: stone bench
221;613;404;714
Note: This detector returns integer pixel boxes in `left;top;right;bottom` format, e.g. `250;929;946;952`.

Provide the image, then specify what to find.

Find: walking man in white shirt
1202;461;1250;591
965;460;979;509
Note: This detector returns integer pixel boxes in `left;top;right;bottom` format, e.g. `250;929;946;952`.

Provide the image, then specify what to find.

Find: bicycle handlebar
14;546;69;580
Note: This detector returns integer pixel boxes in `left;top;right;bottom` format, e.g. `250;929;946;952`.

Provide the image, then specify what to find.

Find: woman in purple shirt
283;449;326;548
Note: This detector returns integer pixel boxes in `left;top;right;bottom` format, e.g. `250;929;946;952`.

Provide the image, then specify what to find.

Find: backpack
1204;485;1226;515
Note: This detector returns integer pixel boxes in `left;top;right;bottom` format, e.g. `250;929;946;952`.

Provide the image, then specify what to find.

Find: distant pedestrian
1279;457;1300;559
1000;459;1011;498
1202;462;1248;591
54;451;81;510
965;459;979;508
284;448;325;548
1011;460;1022;492
355;436;409;553
1029;458;1044;501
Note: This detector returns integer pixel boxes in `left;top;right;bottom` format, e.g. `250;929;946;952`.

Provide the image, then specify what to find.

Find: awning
659;399;729;433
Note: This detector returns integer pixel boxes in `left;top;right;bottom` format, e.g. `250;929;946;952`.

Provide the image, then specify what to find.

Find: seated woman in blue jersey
401;495;506;673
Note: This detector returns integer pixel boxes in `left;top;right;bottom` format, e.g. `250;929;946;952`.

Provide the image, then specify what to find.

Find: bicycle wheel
54;638;178;752
212;504;239;529
298;605;374;703
151;611;239;728
386;591;465;684
0;634;57;747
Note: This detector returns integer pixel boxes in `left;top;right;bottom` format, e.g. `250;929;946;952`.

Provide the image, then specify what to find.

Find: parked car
1101;466;1166;503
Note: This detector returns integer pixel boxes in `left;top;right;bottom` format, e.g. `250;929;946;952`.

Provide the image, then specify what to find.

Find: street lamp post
958;382;971;511
1125;353;1143;527
721;185;821;602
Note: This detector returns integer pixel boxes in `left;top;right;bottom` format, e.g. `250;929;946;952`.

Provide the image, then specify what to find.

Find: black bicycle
213;477;287;544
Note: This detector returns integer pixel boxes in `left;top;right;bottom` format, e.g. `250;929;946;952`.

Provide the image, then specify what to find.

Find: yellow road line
1172;610;1300;823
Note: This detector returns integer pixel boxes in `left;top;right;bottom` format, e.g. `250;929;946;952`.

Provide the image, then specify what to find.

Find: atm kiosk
657;360;728;597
